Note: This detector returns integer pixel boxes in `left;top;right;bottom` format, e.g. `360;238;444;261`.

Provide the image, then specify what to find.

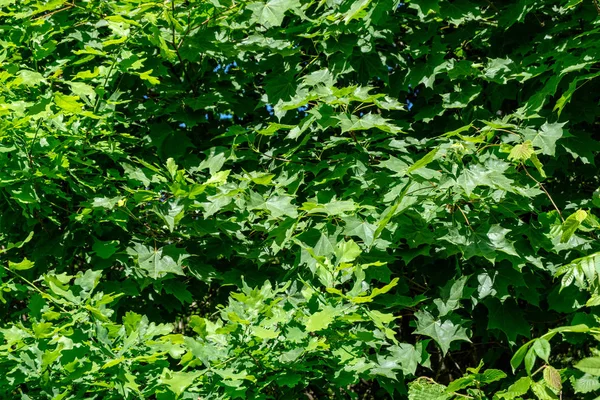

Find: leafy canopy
1;0;600;399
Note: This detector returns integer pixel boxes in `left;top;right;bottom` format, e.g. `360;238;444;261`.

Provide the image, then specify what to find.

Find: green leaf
408;379;451;400
252;326;279;339
532;338;551;363
478;368;507;384
93;239;119;259
575;357;600;376
343;0;372;24
154;200;185;232
248;0;299;28
523;122;565;156
335;239;362;263
139;70;160;85
388;343;427;376
54;92;84;114
414;311;470;355
572;373;600;394
511;342;532;372
17;70;45;86
434;275;468;317
560;209;587;243
508;140;534;162
495;376;532;399
127;243;188;279
160;369;201;396
407;148;438;174
485;299;530;345
305;306;338;332
8;257;35;270
69;81;95;99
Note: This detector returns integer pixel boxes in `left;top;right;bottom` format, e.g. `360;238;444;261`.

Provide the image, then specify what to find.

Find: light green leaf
252;326;279;339
344;0;372;24
160;369;201;396
139;70;160;85
335;239;362;263
248;0;299;28
495;377;532;399
8;257;35;271
17;70;45;86
305;306;337;332
408;379;451;400
265;195;298;218
54;92;84;114
69;81;96;99
523;122;565;156
576;357;600;376
572;373;600;394
407;148;438;173
560;209;587;243
532;338;551;363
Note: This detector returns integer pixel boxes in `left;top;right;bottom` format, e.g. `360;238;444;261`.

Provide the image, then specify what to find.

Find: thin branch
31;4;74;21
522;165;564;222
456;204;474;231
170;0;197;95
3;266;69;313
27;119;43;168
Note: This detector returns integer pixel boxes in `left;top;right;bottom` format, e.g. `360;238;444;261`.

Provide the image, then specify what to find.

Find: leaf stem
2;266;69;313
522;165;564;222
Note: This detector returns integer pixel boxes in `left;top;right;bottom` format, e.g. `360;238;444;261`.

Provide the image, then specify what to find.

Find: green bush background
1;0;600;398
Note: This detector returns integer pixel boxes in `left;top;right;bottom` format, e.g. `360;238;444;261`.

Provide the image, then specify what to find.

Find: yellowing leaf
543;366;562;391
508;140;534;162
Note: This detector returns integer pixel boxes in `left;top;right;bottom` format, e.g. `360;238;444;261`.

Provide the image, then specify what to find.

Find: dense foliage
1;0;600;398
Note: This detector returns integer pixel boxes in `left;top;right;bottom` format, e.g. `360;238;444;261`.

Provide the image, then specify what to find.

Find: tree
1;0;600;398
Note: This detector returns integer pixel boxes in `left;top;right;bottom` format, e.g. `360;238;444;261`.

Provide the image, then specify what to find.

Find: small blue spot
406;99;414;111
143;95;149;99
178;122;186;128
213;64;221;72
205;113;209;120
219;113;233;120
